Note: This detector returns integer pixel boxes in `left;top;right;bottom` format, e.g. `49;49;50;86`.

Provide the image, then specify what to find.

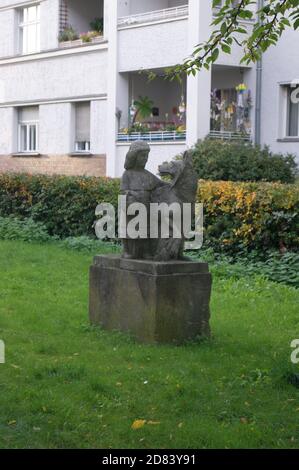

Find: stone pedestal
89;255;212;344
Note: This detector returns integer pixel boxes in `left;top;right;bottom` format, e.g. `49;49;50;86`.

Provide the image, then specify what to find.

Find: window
75;102;91;152
19;4;40;54
286;85;299;137
18;107;39;153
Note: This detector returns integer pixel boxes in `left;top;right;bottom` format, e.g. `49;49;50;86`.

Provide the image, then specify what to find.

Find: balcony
210;65;253;141
58;0;105;50
118;4;189;29
117;71;187;143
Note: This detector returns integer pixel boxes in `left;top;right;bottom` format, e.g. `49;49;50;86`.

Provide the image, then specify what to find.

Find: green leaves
168;0;299;77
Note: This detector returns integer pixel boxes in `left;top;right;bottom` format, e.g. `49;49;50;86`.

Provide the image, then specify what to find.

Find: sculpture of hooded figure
120;141;165;260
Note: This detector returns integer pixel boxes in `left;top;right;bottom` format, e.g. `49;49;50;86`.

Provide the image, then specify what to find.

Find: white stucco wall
216;27;254;68
260;29;299;160
90;99;107;154
212;67;244;89
116;142;186;176
116;73;130;129
0;49;108;103
40;0;60;52
39;102;73;154
0;106;17;153
0;8;17;58
118;18;188;72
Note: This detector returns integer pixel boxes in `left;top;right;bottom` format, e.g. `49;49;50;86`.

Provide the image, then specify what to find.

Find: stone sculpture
120;141;198;261
120;141;165;260
89;141;212;344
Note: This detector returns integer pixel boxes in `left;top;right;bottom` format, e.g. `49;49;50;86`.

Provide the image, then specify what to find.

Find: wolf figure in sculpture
152;151;198;261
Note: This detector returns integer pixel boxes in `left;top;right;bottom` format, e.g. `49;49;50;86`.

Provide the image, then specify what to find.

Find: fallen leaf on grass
8;420;16;426
131;419;146;430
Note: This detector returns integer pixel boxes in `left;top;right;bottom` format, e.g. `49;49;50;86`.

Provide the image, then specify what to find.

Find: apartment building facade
0;0;298;178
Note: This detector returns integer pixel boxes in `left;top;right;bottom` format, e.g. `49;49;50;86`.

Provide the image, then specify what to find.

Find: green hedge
0;173;120;238
189;139;298;183
0;173;298;253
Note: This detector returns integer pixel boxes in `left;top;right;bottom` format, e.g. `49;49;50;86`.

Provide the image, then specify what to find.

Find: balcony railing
117;130;186;143
209;130;251;141
118;5;189;28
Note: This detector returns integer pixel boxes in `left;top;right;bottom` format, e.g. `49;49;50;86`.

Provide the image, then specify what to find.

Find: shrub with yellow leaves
198;180;299;252
0;173;298;253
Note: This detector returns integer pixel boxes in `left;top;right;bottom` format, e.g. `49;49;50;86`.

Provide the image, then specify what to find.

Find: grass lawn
0;240;298;449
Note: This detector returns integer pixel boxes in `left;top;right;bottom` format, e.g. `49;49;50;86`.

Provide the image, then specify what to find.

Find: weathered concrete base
89;255;212;344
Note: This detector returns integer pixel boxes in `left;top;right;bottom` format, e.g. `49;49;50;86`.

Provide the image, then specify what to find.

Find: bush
198;180;299;253
0;173;298;254
59;236;120;254
190;139;298;183
0;217;51;243
190;248;299;288
0;174;119;238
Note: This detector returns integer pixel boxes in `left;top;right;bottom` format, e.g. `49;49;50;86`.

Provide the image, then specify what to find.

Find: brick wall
0;155;106;177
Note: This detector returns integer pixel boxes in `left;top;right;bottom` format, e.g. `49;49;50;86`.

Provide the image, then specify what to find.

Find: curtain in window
19;106;39;122
288;88;299;136
76;102;91;141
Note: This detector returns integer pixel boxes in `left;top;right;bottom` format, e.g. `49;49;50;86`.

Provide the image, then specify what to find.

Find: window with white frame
75;102;91;152
286;85;299;137
18;107;39;153
19;4;40;55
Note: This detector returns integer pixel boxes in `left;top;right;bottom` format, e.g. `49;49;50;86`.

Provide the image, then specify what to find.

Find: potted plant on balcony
90;17;103;32
58;25;81;48
89;17;104;43
128;122;150;135
80;31;101;43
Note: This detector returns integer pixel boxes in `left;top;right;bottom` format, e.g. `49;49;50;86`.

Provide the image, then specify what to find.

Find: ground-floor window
287;85;299;137
18;106;39;152
75;102;91;152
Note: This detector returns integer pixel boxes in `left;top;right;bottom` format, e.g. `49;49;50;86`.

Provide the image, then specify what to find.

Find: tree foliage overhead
167;0;299;79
